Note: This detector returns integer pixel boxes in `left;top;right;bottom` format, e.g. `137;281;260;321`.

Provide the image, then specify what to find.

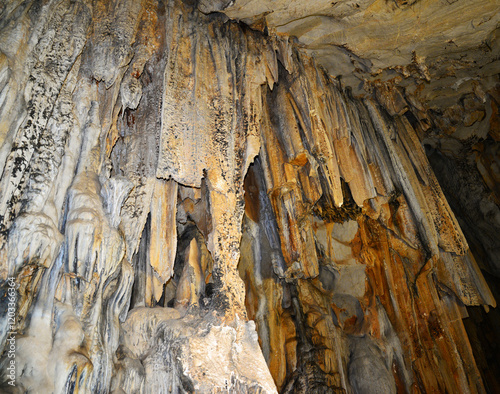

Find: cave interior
0;0;499;392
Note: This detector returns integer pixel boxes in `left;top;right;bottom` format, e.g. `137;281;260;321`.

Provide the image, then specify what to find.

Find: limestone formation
0;0;499;393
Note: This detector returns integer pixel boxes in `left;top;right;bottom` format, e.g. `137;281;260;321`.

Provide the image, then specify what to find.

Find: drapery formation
0;0;495;392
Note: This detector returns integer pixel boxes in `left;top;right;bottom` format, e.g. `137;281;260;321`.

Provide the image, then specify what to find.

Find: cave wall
0;0;497;392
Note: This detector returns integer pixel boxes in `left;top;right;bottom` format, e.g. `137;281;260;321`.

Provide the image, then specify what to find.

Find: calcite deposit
0;0;499;393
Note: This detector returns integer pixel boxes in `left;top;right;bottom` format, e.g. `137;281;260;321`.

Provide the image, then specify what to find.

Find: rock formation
0;0;498;392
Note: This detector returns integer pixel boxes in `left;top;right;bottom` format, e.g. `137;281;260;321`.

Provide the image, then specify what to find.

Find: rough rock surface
0;0;498;393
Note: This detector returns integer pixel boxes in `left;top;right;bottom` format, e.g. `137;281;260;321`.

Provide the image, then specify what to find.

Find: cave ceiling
204;0;500;96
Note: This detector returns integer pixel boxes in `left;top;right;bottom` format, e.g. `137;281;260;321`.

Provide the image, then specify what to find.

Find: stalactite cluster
0;0;496;392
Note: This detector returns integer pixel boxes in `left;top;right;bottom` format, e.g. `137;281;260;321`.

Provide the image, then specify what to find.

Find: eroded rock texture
0;0;498;393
